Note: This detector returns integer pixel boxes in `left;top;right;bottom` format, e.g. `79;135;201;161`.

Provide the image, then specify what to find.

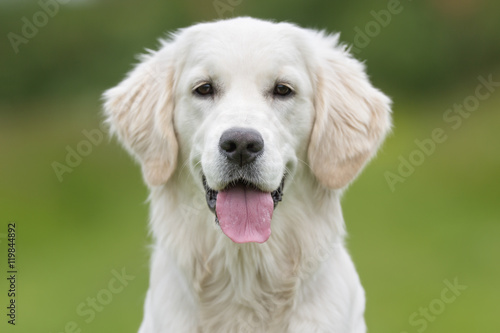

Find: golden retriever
104;17;391;333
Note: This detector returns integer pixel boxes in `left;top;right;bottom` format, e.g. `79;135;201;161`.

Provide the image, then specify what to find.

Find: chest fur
192;244;301;333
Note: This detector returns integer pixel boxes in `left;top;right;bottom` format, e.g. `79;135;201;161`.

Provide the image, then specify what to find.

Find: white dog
104;17;391;333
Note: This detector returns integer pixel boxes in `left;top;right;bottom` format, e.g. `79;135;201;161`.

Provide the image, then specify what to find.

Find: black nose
219;127;264;167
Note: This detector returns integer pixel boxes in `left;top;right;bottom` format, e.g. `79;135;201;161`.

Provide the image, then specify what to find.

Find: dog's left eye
194;83;214;96
274;84;293;97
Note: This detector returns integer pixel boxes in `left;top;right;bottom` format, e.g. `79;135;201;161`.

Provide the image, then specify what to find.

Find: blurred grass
1;0;499;332
344;92;500;332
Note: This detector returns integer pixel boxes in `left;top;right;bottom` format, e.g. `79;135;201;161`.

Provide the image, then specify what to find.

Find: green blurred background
1;0;499;332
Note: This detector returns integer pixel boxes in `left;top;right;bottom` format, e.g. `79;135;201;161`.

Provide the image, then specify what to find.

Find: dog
103;17;391;333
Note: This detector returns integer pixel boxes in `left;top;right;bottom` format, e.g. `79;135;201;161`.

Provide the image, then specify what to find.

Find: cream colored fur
103;17;391;333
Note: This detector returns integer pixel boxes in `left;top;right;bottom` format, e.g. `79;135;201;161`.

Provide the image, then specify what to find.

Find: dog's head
103;17;391;244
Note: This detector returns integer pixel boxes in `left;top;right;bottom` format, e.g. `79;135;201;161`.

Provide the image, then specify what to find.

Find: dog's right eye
194;83;214;96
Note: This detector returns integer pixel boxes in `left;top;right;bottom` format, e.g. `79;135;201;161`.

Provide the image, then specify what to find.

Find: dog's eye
194;83;214;96
274;84;293;97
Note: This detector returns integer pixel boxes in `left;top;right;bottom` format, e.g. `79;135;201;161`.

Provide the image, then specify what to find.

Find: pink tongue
216;184;273;243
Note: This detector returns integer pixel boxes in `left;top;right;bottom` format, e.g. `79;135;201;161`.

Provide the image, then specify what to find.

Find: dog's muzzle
201;127;285;244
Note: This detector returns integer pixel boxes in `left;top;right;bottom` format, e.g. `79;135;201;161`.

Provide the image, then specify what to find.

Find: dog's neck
147;170;346;330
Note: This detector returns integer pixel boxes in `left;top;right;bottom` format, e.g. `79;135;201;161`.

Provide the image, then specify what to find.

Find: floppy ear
308;34;392;189
103;45;177;186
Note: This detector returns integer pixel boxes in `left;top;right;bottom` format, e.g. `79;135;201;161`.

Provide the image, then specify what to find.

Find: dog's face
103;18;391;244
172;21;316;243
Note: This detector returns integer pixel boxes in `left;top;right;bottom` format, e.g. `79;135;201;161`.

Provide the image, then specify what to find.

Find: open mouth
202;176;284;244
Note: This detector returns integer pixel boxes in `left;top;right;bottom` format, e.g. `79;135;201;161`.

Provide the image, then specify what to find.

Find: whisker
177;152;202;179
296;157;311;169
